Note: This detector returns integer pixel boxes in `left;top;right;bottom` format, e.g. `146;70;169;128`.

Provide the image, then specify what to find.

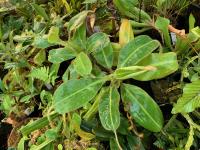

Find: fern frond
172;80;200;114
29;67;50;83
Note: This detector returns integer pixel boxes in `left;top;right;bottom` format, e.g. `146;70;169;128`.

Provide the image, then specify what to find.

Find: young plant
43;12;179;149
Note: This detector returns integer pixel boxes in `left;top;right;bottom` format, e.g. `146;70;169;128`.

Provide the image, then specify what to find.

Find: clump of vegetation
0;0;200;150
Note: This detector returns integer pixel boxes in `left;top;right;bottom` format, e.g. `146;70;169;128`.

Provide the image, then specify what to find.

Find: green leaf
71;113;95;140
0;94;15;114
110;138;120;150
172;80;200;114
48;46;76;64
99;86;120;131
62;64;79;82
112;43;121;66
31;3;49;21
185;126;194;150
20;113;59;136
93;43;113;69
34;49;46;65
29;67;49;83
30;139;54;150
53;78;105;114
83;0;97;4
33;35;53;49
48;26;61;44
155;17;172;49
189;13;196;30
119;19;134;47
113;0;151;23
134;52;178;81
68;11;91;33
17;136;28;150
126;135;145;150
73;52;92;76
118;35;160;68
70;24;87;51
121;84;164;132
115;52;178;81
87;32;110;53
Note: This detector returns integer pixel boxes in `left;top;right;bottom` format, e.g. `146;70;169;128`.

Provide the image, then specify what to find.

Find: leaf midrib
119;40;156;68
126;87;161;130
109;87;116;131
54;79;104;106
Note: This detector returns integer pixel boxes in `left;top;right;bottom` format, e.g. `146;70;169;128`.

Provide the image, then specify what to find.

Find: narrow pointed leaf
155;17;172;49
73;52;92;76
53;78;105;114
118;35;160;68
31;4;49;20
121;84;164;132
99;86;120;131
172;80;200;114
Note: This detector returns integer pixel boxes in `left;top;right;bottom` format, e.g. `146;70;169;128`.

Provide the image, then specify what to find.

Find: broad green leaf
118;35;160;68
48;26;61;44
34;49;46;65
133;52;178;81
87;32;110;53
121;84;164;132
115;52;178;81
48;47;76;63
73;52;92;76
53;78;105;114
70;24;87;51
113;0;151;23
119;19;134;47
33;35;53;49
31;3;49;21
68;11;91;33
155;17;172;49
99;86;120;131
172;80;200;114
93;43;113;69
